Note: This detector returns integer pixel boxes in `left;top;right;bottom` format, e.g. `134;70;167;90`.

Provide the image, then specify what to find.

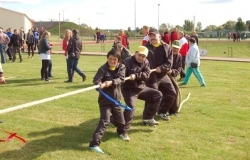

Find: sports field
0;51;249;159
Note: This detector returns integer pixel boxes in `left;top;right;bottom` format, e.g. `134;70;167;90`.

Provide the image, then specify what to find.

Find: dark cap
149;28;159;35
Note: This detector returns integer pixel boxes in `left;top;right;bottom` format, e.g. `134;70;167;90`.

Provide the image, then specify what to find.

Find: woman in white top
38;31;51;81
180;37;206;87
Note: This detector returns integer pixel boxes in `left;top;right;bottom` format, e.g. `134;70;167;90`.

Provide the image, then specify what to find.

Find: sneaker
89;146;104;154
179;83;187;86
82;75;86;82
142;119;159;126
64;80;73;83
201;84;206;87
158;113;170;120
119;134;130;141
45;79;50;81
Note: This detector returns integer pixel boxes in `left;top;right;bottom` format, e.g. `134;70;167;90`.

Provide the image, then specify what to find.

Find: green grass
0;54;250;160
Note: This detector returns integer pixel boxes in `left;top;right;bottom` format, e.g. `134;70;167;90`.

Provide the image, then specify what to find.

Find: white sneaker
158;113;170;120
142;119;159;126
119;134;130;141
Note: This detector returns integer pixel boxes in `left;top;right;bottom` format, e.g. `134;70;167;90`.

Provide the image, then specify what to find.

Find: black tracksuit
171;53;184;78
89;62;126;147
145;41;177;114
120;56;162;134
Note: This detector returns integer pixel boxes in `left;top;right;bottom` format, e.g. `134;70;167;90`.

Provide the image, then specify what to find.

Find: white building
0;7;33;33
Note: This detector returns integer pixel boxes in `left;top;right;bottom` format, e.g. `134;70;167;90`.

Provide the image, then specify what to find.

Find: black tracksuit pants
120;87;162;134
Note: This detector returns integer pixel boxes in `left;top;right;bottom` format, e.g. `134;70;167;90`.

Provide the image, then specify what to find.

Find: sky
0;0;248;30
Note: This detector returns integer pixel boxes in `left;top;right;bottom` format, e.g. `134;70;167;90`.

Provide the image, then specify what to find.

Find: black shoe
45;79;50;81
82;75;86;82
201;84;206;87
20;59;23;62
64;80;73;83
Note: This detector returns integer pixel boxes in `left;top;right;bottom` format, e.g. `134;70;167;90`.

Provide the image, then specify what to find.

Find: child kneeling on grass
89;48;126;154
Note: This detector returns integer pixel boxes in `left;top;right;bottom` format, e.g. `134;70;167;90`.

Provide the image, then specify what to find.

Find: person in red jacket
142;25;149;45
119;29;129;49
170;28;178;44
62;29;74;78
163;28;171;44
178;31;189;80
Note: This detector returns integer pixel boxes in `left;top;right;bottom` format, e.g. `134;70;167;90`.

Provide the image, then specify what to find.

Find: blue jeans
183;67;205;85
0;43;6;63
67;57;85;81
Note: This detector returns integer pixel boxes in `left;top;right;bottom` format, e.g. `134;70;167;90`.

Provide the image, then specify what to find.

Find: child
89;48;126;154
167;40;183;80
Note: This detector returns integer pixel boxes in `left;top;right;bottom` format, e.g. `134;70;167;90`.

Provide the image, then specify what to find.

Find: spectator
142;25;149;45
119;29;129;49
39;27;44;40
62;29;73;79
96;30;100;43
233;33;236;42
0;62;6;84
26;29;35;58
33;28;39;50
65;29;86;83
112;42;130;62
178;31;189;80
38;31;51;81
19;27;25;52
163;28;171;44
237;32;240;41
180;37;206;87
93;33;96;41
170;27;178;44
0;27;10;63
190;31;199;45
100;33;105;43
6;28;13;61
10;29;23;62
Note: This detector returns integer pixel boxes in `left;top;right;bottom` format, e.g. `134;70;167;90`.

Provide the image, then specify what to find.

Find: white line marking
0;85;99;114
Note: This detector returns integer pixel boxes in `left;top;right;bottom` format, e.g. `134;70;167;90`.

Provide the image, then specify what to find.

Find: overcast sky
0;0;248;30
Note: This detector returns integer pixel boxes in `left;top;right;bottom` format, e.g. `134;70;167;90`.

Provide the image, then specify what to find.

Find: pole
193;16;195;31
59;13;60;42
134;0;137;40
158;4;160;31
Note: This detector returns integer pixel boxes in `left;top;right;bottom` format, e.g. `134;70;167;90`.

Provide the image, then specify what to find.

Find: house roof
0;7;34;22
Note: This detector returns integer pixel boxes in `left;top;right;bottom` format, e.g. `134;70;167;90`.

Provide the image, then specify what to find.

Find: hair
143;25;149;29
63;29;72;41
112;42;123;51
114;35;122;41
38;31;50;46
179;31;184;36
14;29;17;32
107;48;121;61
188;37;196;44
72;29;78;35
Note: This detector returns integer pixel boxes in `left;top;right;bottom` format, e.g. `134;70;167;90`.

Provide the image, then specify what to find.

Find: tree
196;22;202;32
246;20;250;31
204;25;217;31
175;25;184;31
183;20;194;31
136;27;140;33
128;27;131;32
235;17;247;31
222;20;236;31
95;27;99;31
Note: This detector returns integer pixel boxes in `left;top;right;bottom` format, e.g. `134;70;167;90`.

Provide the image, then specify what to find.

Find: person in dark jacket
145;28;176;121
112;42;131;62
168;40;183;80
65;29;86;83
89;48;126;154
26;29;35;58
119;46;163;141
10;29;23;62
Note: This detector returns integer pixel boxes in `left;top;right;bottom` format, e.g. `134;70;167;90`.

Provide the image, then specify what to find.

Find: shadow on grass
0;118;99;160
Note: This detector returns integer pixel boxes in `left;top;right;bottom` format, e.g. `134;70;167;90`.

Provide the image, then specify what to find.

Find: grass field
49;39;250;58
0;54;250;160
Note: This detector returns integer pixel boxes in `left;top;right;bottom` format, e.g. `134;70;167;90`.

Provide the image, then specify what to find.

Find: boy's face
172;47;180;55
135;52;146;63
107;55;119;67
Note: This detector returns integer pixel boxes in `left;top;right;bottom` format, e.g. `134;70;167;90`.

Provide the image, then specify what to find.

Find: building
0;7;33;33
